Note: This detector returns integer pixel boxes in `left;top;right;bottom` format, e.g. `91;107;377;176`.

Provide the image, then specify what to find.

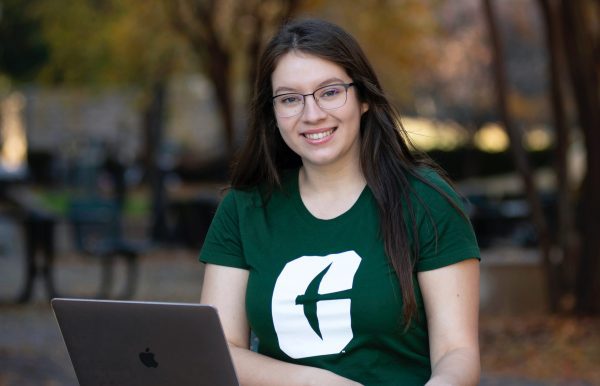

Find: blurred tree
409;0;495;178
0;0;49;82
27;0;188;241
8;0;302;241
558;0;600;315
484;0;599;315
405;1;557;178
162;0;300;156
537;0;574;313
534;0;600;315
299;0;440;108
28;1;188;85
483;0;555;311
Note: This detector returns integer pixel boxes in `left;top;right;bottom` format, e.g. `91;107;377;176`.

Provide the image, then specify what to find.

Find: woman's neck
298;161;366;220
300;162;365;193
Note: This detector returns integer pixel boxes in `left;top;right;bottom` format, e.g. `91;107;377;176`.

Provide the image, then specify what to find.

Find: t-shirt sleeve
413;171;480;272
199;190;250;269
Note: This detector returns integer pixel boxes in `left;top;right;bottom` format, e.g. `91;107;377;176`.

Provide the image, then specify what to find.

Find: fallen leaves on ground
480;315;600;383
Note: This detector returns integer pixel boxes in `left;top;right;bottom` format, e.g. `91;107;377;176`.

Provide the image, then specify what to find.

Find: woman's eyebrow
316;77;346;88
273;77;347;95
273;86;297;95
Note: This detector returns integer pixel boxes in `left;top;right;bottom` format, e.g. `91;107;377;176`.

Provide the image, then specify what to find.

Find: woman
200;18;480;386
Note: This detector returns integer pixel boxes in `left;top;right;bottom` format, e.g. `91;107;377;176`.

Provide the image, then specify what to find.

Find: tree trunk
245;12;264;107
164;0;235;158
560;0;600;315
204;40;235;157
482;0;558;311
164;0;303;161
142;80;169;243
538;0;578;311
245;0;301;106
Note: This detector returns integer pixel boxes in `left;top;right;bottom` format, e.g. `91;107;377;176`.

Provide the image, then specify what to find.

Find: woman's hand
301;367;364;386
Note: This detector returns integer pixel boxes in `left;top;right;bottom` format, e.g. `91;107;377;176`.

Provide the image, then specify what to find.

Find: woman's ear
361;102;369;115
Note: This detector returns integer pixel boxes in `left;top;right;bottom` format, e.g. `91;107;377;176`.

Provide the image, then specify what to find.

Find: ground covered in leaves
1;246;598;385
480;315;600;384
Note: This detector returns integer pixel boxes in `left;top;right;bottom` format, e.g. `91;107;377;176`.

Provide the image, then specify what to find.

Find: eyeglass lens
273;84;351;118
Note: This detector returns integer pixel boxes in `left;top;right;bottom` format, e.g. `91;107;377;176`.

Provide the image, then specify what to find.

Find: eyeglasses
272;83;355;118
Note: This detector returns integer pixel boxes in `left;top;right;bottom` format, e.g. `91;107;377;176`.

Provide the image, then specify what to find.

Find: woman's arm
418;258;481;386
201;263;363;386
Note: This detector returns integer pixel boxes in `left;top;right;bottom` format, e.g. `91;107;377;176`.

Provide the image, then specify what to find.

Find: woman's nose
302;95;327;121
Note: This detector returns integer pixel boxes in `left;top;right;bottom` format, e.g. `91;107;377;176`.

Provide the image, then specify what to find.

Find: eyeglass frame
271;82;355;118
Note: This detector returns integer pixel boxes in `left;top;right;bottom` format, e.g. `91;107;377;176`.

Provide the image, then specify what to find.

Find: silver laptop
51;298;240;386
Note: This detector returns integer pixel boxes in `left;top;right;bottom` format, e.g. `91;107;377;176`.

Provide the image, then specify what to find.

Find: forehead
271;51;349;92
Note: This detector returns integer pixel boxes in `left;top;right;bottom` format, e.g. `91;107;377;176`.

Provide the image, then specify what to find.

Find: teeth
305;129;333;140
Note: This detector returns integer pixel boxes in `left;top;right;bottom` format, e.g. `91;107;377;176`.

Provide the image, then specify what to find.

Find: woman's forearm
425;347;480;386
229;344;363;386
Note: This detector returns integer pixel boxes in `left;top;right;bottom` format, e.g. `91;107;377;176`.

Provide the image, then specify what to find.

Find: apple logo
139;348;159;368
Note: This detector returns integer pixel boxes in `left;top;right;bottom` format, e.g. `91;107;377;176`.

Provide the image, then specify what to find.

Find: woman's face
271;51;368;170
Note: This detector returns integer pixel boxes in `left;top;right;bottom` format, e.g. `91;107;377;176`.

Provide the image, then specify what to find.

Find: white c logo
271;251;361;358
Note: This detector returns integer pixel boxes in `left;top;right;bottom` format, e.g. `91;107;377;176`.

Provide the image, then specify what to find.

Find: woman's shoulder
225;168;299;208
407;167;480;269
409;166;455;196
222;186;262;209
407;166;467;214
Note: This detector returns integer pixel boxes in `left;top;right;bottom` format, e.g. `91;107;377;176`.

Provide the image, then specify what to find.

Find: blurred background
0;0;598;385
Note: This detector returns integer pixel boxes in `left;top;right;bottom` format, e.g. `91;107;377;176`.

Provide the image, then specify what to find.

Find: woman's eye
320;88;341;98
281;95;302;104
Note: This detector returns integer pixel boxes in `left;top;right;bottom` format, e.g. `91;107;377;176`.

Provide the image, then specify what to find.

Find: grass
35;189;150;218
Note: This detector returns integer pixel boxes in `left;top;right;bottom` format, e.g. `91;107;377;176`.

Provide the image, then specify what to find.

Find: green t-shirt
200;168;480;386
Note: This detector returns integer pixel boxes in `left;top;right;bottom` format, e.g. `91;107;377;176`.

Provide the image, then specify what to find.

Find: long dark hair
231;18;449;325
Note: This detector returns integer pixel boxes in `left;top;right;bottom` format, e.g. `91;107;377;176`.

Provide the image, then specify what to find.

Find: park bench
67;196;141;299
2;186;142;302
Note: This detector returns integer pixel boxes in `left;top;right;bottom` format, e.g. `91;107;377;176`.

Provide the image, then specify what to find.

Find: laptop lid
51;298;240;386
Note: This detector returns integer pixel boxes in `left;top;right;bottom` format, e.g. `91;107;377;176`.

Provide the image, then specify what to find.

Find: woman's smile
302;127;337;143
